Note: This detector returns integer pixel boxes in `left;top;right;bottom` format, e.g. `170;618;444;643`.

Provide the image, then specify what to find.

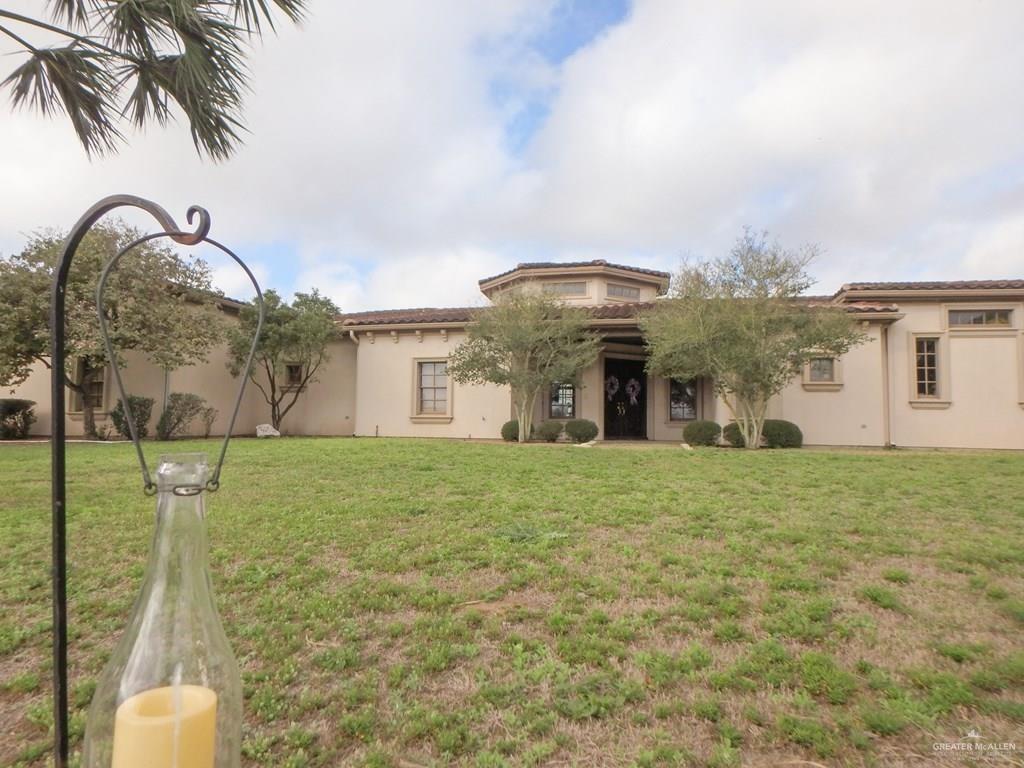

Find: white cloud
296;247;506;311
1;0;1023;305
963;215;1024;277
512;0;1024;291
210;259;270;302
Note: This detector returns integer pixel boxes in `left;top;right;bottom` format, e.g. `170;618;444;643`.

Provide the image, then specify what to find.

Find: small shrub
156;393;206;440
0;399;36;439
683;420;721;446
110;395;155;439
199;406;218;439
723;420;802;448
762;420;803;448
565;419;599;443
536;421;563;442
500;419;519;442
722;422;745;447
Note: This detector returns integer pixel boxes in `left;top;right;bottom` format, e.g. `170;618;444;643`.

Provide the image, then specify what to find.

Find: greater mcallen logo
933;729;1016;755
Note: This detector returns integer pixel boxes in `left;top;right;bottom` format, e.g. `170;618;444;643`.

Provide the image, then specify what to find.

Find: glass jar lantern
82;454;242;768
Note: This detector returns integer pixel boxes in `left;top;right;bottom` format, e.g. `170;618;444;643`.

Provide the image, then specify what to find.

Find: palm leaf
232;0;306;33
5;0;307;158
46;0;94;30
2;47;122;155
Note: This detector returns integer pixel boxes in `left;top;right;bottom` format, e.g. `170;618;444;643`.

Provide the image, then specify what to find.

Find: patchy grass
1;438;1023;766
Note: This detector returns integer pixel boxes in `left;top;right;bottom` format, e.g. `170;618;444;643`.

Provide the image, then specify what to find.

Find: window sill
664;419;695;426
802;382;843;392
410;415;453;423
948;328;1017;338
67;412;110;421
908;399;951;410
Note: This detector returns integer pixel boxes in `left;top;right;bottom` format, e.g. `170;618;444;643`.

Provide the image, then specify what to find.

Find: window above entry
543;281;587;296
942;303;1019;335
949;308;1011;327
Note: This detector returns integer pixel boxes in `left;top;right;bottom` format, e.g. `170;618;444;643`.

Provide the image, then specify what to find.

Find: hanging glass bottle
82;453;242;768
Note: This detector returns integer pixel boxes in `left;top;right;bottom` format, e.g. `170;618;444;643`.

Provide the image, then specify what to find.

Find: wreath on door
604;375;620;401
625;378;642;405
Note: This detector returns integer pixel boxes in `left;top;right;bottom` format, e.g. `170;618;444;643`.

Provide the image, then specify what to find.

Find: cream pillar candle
111;685;218;768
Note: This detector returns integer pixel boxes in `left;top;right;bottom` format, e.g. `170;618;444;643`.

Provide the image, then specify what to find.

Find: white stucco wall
352;329;510;439
778;323;887;447
276;338;358;436
885;303;1024;449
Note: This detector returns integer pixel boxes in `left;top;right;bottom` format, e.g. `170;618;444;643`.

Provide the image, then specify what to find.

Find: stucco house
10;260;1024;449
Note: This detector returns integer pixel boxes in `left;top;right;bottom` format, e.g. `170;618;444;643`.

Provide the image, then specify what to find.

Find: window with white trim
549;383;575;418
808;357;836;383
285;363;303;388
70;360;105;411
417;361;448;414
669;378;698;421
915;337;939;397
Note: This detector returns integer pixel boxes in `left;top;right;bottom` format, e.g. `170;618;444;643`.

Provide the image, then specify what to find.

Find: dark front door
604;357;647;439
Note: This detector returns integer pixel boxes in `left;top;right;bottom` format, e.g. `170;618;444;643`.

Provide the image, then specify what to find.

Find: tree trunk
735;396;759;449
515;389;540;443
517;395;529;443
737;395;767;449
79;365;97;439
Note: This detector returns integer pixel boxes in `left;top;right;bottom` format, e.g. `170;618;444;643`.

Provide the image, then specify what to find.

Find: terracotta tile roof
840;279;1024;293
589;301;656;319
804;298;899;313
341;307;476;326
840;301;900;313
339;298;894;327
479;260;671;285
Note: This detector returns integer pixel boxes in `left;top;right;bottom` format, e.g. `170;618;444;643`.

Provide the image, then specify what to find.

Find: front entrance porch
532;335;715;442
603;356;647;439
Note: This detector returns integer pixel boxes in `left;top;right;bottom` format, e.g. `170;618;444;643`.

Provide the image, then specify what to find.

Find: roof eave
839;288;1024;301
479;264;670;293
341;320;470;332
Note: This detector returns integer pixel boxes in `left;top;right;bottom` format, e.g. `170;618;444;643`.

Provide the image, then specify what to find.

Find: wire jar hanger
95;228;265;496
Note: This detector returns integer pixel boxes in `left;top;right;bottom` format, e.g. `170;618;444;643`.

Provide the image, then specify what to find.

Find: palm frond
142;48;245;160
118;58;170;127
46;0;94;30
6;0;305;159
2;46;122;155
231;0;306;34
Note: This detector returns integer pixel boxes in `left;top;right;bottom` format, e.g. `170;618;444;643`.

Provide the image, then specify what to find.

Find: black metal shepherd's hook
49;195;263;766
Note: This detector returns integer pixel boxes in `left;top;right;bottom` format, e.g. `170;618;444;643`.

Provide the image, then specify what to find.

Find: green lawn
2;439;1023;767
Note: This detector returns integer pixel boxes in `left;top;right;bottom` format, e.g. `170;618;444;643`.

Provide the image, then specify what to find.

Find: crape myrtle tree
0;221;223;436
226;289;339;431
641;229;867;449
0;0;305;159
447;291;601;443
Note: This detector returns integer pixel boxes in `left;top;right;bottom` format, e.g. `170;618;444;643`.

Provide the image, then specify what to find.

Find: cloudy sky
1;0;1023;310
